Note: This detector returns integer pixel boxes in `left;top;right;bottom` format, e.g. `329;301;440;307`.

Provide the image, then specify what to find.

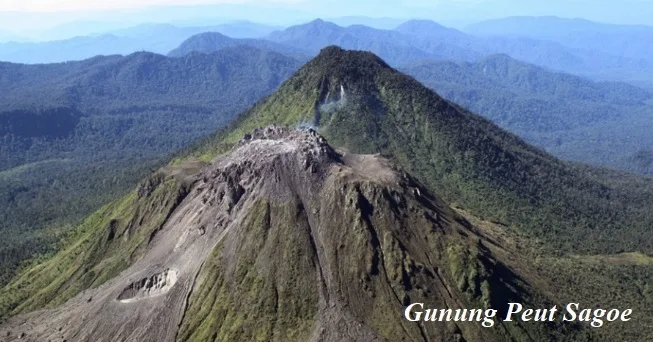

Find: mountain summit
0;126;568;341
196;46;653;256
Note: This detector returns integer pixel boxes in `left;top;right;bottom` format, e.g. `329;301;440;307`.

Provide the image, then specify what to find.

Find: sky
0;0;301;12
1;0;652;39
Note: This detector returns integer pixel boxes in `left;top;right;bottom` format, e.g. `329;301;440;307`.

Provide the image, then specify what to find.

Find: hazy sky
1;0;652;37
0;0;301;12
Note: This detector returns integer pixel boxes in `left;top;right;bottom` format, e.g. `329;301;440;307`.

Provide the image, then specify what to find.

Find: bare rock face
117;269;178;303
0;126;547;342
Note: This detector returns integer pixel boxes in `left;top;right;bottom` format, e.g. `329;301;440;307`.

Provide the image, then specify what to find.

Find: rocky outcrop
117;269;178;303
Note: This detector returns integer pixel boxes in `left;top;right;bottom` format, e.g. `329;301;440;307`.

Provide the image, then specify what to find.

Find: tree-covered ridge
0;46;302;284
0;46;301;166
1;45;301;171
401;54;653;173
167;32;308;60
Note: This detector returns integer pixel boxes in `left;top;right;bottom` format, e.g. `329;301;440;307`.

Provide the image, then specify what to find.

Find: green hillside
0;46;300;170
401;54;653;173
0;46;301;284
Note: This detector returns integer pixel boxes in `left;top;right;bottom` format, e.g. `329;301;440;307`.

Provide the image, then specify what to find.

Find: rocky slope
0;126;579;341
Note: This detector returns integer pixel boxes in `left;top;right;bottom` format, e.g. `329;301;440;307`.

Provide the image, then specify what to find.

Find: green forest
0;46;301;284
402;54;653;174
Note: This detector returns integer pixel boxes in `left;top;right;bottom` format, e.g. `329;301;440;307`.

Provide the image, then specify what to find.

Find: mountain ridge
465;15;653;87
167;32;306;58
0;22;281;63
265;20;479;64
1;46;302;169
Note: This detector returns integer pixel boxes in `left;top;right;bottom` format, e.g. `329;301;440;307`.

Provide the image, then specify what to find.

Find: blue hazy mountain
259;18;653;88
465;16;653;88
266;19;480;64
111;21;280;39
167;32;308;60
0;22;282;64
7;15;653;88
467;16;628;36
327;16;408;29
34;20;132;41
467;16;653;63
0;35;145;64
401;18;653;88
395;19;474;44
0;30;23;43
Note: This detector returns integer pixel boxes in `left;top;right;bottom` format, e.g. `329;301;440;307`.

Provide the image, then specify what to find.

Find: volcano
0;126;583;341
4;46;652;341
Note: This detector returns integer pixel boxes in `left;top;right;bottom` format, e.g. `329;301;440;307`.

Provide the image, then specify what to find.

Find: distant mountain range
266;19;480;64
0;21;280;64
326;16;408;29
109;21;281;41
466;16;653;88
466;16;653;63
3;17;653;90
168;18;653;89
